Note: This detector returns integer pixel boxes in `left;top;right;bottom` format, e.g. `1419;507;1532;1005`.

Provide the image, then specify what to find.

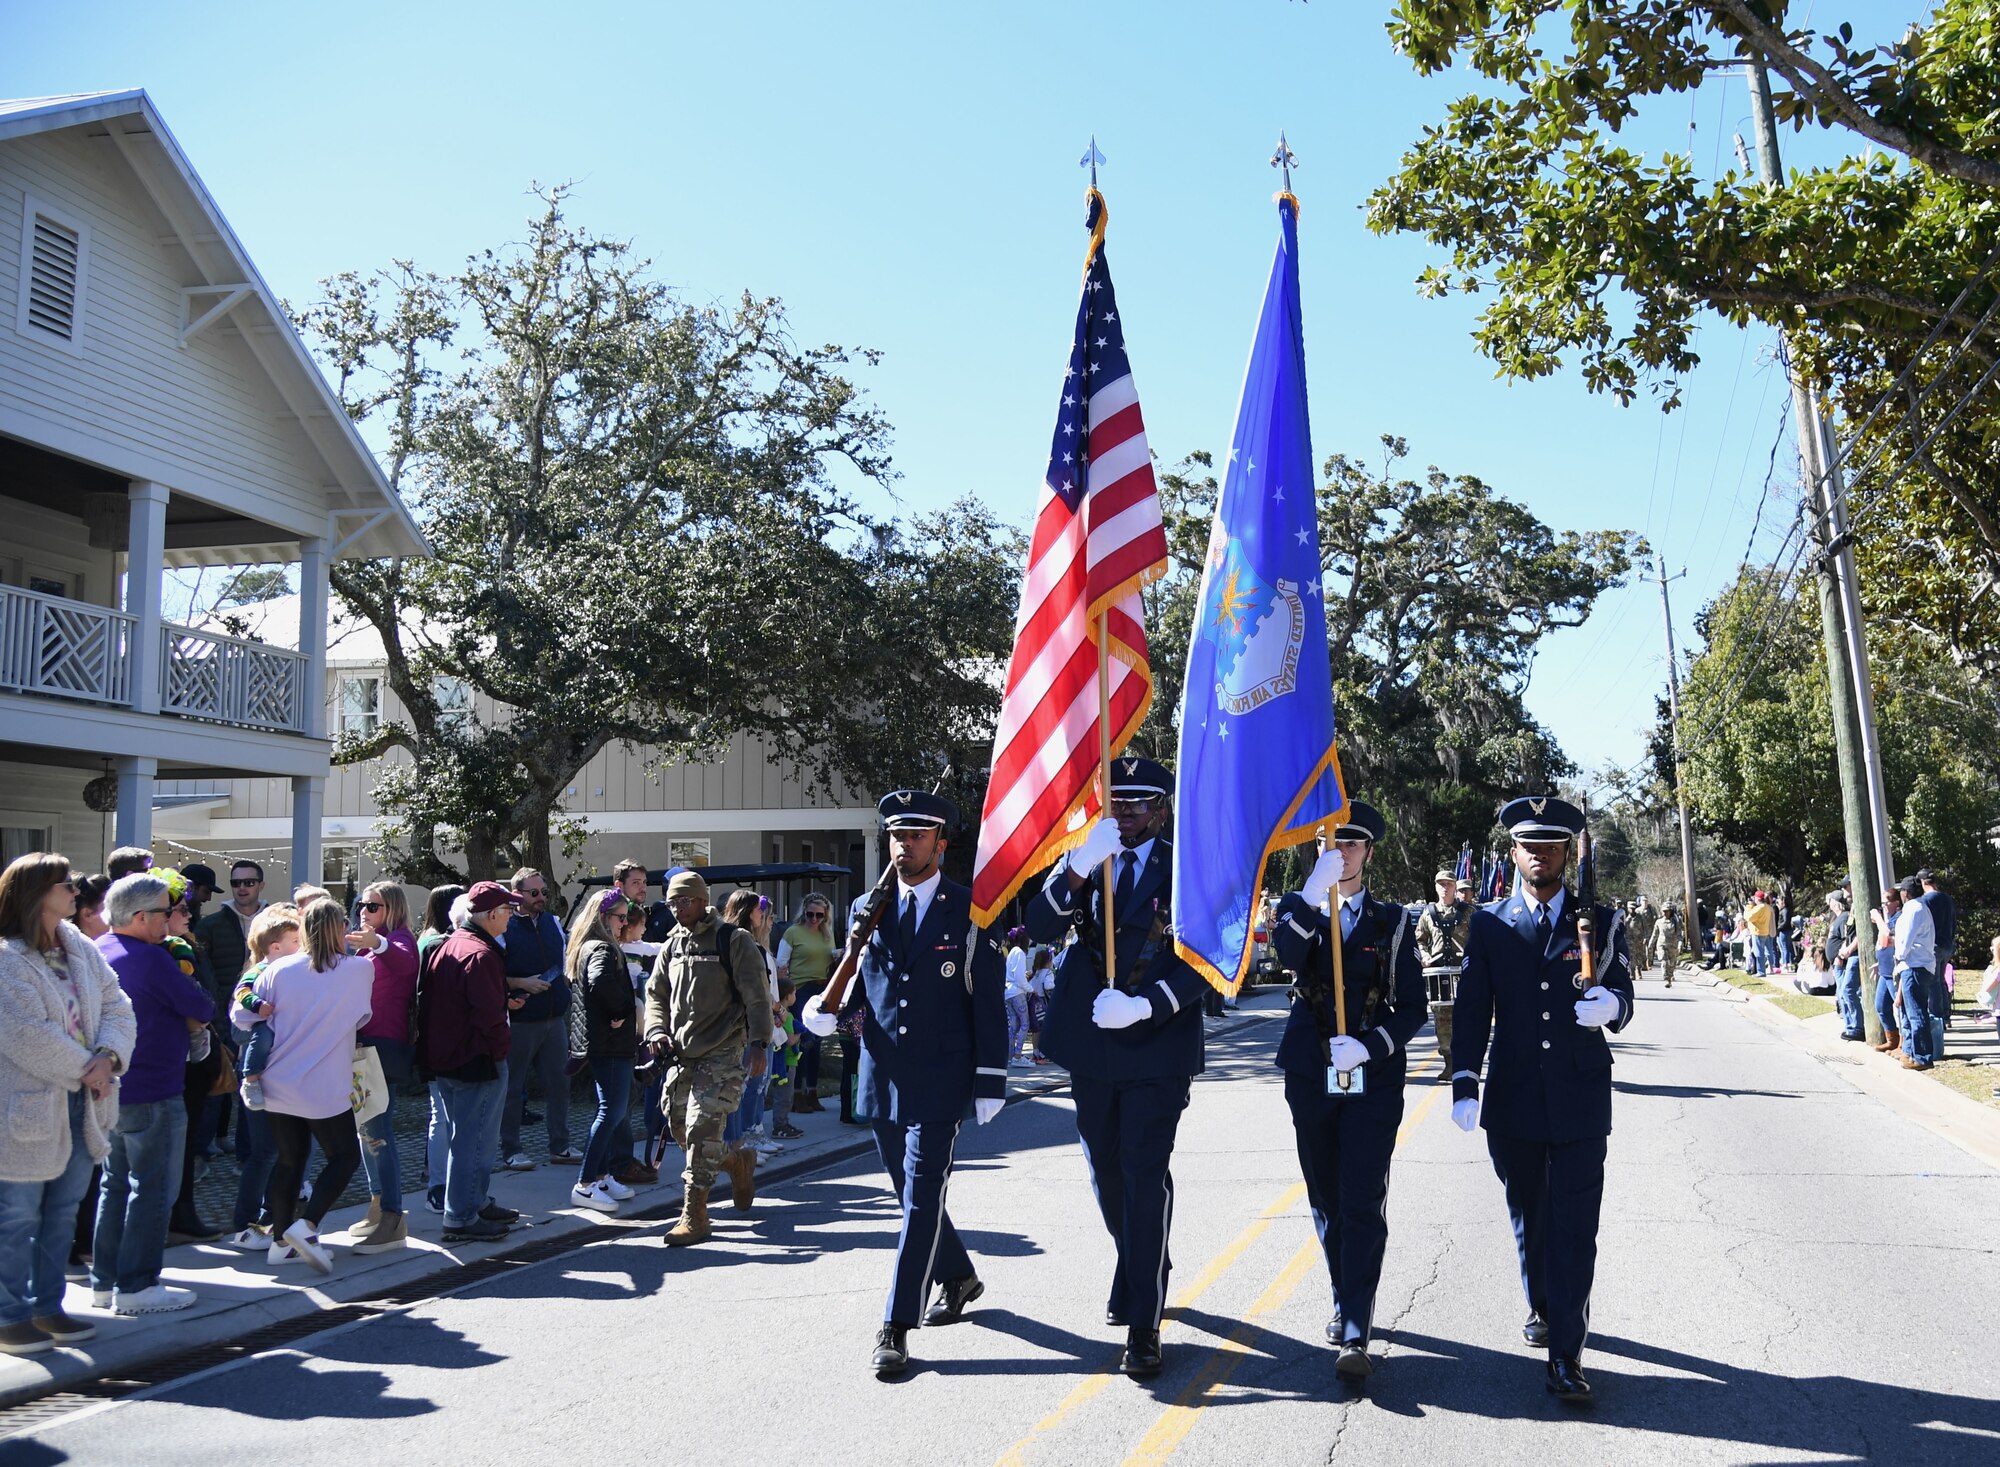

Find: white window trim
16;193;90;356
338;674;382;738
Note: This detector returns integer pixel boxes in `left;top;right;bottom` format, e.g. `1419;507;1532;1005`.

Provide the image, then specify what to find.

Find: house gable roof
0;89;429;565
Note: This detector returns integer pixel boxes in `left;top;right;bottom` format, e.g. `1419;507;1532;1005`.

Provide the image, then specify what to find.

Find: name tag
1325;1064;1366;1098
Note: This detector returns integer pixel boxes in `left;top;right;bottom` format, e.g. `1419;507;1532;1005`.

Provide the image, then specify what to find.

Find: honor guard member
800;791;1006;1379
1415;869;1474;1055
1450;795;1635;1404
1270;800;1426;1382
1023;756;1210;1380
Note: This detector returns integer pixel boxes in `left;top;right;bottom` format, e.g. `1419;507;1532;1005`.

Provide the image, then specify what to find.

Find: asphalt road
7;976;1998;1467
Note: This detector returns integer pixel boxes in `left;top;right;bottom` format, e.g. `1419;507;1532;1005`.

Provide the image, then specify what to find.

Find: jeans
1835;956;1864;1037
92;1097;187;1295
1776;930;1794;969
240;1022;274;1077
501;1018;569;1156
1752;935;1779;976
357;1038;412;1213
579;1056;634;1185
0;1091;97;1325
231;1106;278;1232
725;1070;768;1144
1900;968;1936;1065
1005;994;1030;1061
433;1074;504;1227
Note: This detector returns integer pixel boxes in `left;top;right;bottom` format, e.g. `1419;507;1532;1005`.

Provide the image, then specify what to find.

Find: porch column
297;528;329;739
125;482;168;714
114;755;157;849
291;775;324;891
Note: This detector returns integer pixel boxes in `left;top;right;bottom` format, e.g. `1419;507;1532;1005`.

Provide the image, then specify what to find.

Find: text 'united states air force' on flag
1172;193;1347;994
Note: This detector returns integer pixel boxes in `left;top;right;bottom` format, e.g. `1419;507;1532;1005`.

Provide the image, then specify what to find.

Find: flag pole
1099;612;1117;988
1081;135;1118;991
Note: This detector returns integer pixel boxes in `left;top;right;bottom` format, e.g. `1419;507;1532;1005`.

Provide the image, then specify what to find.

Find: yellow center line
992;1179;1308;1467
1117;1068;1450;1467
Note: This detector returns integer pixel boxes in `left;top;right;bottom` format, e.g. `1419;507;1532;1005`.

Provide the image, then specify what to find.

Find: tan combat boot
664;1185;711;1247
724;1145;757;1212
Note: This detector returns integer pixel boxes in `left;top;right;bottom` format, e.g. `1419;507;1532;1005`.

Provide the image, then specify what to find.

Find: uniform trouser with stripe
872;1117;970;1327
1485;1131;1608;1360
1071;1075;1190;1330
1282;1070;1403;1344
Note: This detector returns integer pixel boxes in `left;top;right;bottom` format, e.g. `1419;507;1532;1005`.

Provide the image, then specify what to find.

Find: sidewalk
0;1087;874;1409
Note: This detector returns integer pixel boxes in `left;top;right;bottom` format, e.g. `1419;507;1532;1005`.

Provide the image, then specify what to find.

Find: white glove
1574;985;1620;1028
1093;989;1151;1029
800;994;838;1037
1327;1034;1370;1071
1300;849;1343;909
974;1097;1004;1125
1067;818;1125;878
1451;1098;1479;1132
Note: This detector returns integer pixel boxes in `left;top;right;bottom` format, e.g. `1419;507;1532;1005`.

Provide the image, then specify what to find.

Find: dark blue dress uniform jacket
1270;890;1427;1085
1450;892;1635;1142
1023;838;1208;1082
849;876;1007;1126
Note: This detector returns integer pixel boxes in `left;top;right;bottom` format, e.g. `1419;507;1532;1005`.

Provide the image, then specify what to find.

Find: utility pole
1744;58;1890;1039
1654;556;1704;950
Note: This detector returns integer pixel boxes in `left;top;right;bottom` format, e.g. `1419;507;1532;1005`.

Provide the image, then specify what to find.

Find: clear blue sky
5;0;1901;784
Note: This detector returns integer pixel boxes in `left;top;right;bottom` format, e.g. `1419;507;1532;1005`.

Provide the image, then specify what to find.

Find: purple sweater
96;932;213;1105
233;952;373;1120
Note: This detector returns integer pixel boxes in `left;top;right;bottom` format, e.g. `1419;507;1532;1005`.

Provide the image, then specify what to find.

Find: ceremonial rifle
1575;801;1598;992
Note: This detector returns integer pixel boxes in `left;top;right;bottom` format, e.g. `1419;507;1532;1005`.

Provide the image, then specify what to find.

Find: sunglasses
232;877;262;888
141;906;170;917
359;901;385;913
804;910;827;920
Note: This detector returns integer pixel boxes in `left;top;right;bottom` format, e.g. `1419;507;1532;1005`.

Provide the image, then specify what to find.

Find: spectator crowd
0;843;1092;1360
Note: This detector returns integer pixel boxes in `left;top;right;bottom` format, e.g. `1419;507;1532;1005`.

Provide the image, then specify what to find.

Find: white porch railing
0;582;135;705
160;623;306;732
0;583;308;734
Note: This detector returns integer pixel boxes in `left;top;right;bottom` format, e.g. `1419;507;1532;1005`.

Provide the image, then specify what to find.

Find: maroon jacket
417;926;512;1081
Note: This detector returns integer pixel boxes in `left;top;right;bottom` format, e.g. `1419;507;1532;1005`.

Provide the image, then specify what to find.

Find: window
16;196;89;353
433;675;471;730
801;840;814;864
0;821;58;866
338;676;381;737
668;839;711;868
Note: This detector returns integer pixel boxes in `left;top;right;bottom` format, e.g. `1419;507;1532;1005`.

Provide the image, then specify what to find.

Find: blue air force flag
1172;194;1347;993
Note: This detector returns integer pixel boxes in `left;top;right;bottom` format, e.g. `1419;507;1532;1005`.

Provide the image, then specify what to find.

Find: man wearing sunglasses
1023;756;1210;1381
195;861;266;991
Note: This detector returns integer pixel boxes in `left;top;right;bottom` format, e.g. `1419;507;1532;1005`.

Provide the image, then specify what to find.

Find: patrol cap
1108;755;1172;801
1456;879;1475;893
1500;795;1584;843
1434;867;1456;884
1327;801;1385;844
879;789;959;831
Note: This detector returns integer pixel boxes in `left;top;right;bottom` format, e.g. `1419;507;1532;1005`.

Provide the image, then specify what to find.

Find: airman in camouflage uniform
1653;904;1682;988
641;869;772;1245
1415;869;1474;1055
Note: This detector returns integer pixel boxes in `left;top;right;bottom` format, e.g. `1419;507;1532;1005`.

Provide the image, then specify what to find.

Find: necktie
1536;904;1552;948
1115;851;1137;914
898;893;918;954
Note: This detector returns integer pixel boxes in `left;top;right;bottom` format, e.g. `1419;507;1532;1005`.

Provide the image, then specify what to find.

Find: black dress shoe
1106;1307;1127;1327
923;1274;985;1325
1325;1312;1344;1346
1334;1340;1374;1380
480;1202;521;1225
871;1325;910;1378
1122;1327;1163;1378
1522;1311;1550;1348
1546;1357;1593;1403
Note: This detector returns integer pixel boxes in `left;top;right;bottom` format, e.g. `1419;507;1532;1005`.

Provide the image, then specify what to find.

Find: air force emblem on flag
1201;529;1304;716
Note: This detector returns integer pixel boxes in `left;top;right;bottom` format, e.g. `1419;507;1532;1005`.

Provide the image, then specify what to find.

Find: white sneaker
502;1153;537;1171
112;1284;196;1314
268;1240;302;1265
570;1181;619;1214
599;1176;635;1202
282;1220;332;1275
89;1287;112;1310
223;1227;269;1251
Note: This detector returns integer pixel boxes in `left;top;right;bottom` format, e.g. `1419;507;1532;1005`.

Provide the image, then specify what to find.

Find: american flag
971;191;1168;926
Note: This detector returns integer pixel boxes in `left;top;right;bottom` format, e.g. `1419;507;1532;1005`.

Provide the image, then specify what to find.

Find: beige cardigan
0;923;137;1183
